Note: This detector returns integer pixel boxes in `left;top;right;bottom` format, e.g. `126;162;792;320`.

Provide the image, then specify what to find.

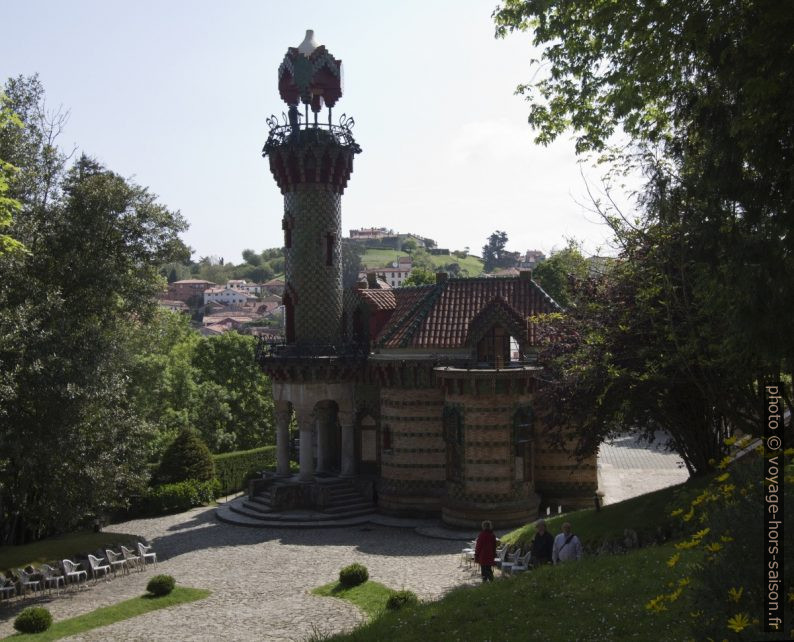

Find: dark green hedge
213;446;276;494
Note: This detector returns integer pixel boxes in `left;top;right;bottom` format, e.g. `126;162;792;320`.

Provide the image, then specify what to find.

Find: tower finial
297;29;318;57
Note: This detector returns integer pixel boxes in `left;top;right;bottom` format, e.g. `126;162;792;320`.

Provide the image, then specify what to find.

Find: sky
2;0;636;263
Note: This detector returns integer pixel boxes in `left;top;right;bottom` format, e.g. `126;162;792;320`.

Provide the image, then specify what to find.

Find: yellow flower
693;527;711;541
717;456;732;469
721;483;735;495
668;587;683;602
727;586;743;603
645;595;668;613
783;447;794;456
716;472;730;482
682;506;695;522
678;577;691;588
705;542;723;553
726;612;750;633
675;539;699;550
720;535;734;543
689;610;703;619
667;553;681;568
723;436;736;446
670;508;684;517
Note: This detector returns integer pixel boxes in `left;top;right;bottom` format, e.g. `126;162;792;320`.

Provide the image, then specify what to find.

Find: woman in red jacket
474;520;497;582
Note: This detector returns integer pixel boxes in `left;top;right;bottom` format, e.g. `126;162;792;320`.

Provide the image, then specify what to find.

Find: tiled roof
357;289;397;310
371;277;558;349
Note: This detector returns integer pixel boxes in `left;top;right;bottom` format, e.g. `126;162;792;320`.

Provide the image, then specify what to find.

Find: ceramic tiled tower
263;30;361;347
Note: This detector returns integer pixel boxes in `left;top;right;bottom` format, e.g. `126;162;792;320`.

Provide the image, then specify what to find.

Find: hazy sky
2;0;633;263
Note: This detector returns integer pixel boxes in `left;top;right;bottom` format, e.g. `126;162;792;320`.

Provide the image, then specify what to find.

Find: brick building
251;31;596;528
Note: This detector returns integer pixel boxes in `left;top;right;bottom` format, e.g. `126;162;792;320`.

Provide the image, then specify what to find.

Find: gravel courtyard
0;509;475;641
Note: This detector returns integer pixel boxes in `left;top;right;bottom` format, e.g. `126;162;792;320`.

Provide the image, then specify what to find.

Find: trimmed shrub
339;563;368;588
155;429;215;485
213;446;276;494
142;478;221;515
386;590;419;611
146;574;176;596
14;607;53;633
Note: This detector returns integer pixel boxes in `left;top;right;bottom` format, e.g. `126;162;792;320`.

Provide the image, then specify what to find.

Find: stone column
315;408;330;475
274;402;291;477
339;410;356;477
295;406;315;482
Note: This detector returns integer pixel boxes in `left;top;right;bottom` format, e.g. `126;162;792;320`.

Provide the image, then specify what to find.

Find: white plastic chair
87;555;111;582
510;550;533;574
137;542;157;568
62;559;88;589
0;574;16;601
493;545;509;569
121;545;142;572
105;549;128;576
40;564;66;594
500;550;520;575
15;568;41;597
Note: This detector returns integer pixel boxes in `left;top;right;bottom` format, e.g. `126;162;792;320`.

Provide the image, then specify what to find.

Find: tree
0;102;24;255
0;77;188;543
531;239;588;307
241;248;261;266
493;1;794;467
481;230;510;272
154;429;215;484
401;239;417;253
403;267;436;286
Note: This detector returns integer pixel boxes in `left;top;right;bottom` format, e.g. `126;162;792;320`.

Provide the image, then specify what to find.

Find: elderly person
552;521;582;564
530;519;554;566
474;520;497;582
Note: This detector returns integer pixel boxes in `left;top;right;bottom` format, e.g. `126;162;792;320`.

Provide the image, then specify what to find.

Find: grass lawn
327;545;695;642
4;587;211;640
359;249;484;276
0;531;142;573
312;580;396;619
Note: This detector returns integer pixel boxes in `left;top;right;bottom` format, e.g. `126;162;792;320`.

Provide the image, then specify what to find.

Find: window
476;325;511;367
443;405;464;482
513;407;534;483
282;214;292;248
325;233;335;266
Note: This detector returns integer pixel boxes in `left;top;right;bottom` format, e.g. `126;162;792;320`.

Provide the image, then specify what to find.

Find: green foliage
339;563;369;588
127;312;274;458
481;230;512;272
154;429;215;485
531;239;588;308
14;607;53;633
140;479;220;515
146;574;176;597
646;446;793;640
403;268;435;286
0;99;24;255
385;590;418;611
0;76;188;544
213;446;276;494
312;580;395;620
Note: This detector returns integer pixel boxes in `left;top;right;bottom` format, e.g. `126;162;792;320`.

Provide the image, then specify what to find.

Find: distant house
349;227;393;240
203;287;257;307
166;279;216;303
519;250;546;269
263;277;285;295
157;299;189;313
227;279;263;296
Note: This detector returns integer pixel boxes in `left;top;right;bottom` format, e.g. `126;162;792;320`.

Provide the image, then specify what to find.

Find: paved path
0;432;689;640
0;511;480;641
598;431;689;505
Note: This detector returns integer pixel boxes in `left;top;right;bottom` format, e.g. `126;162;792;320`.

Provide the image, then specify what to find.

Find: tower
263;29;361;348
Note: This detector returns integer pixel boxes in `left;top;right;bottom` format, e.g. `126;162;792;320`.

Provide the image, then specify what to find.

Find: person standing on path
552;521;582;564
530;519;554;566
474;520;497;583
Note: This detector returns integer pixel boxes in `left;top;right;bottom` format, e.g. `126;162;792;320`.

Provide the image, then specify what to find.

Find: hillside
359;248;484;276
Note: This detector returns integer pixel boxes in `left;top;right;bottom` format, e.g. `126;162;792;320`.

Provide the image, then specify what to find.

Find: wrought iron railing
255;338;367;362
262;111;360;154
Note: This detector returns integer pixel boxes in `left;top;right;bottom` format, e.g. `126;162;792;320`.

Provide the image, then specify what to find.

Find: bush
146;574;176;596
142;478;221;515
14;607;53;633
386;590;419;611
213;446;276;494
154;429;215;485
339;563;368;588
